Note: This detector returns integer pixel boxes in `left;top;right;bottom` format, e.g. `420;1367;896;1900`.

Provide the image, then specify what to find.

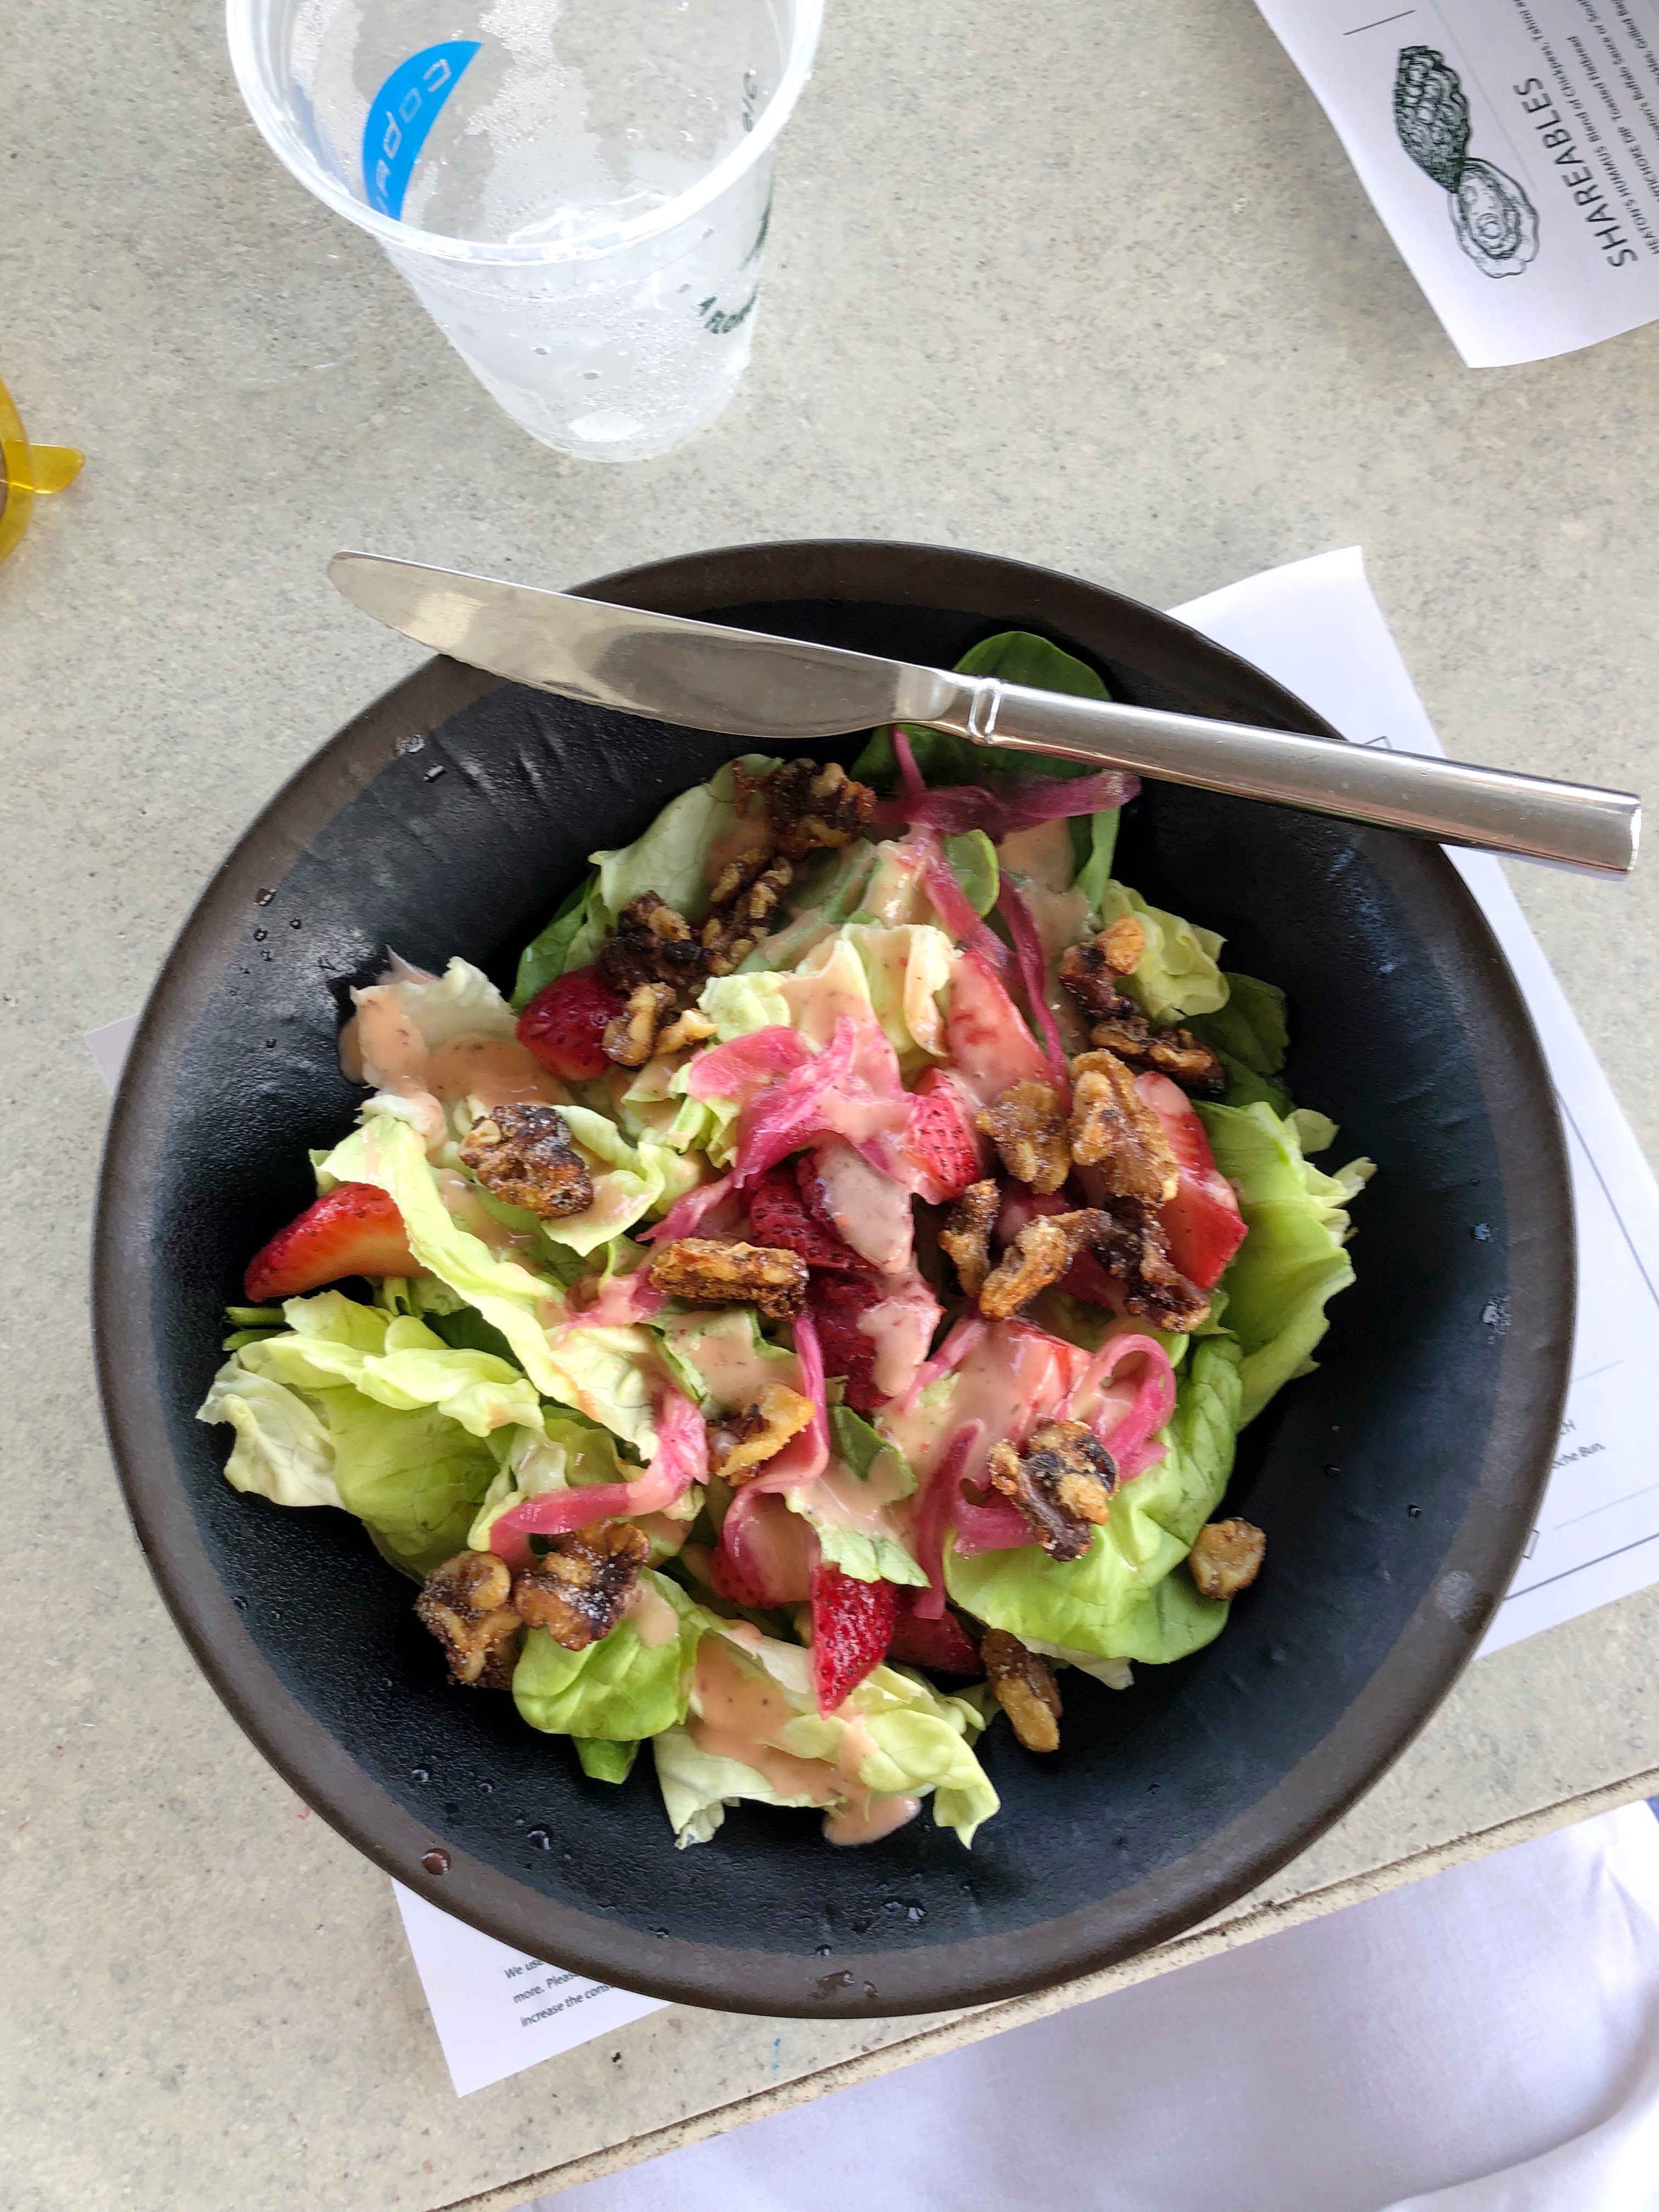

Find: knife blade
328;551;1640;876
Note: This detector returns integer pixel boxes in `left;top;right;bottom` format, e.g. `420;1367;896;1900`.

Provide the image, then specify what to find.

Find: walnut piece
977;1209;1105;1320
1090;1199;1211;1333
512;1522;651;1651
1058;936;1139;1019
988;1420;1117;1561
1188;1517;1266;1601
708;1383;816;1480
1099;914;1147;973
939;1178;1000;1299
975;1080;1071;1195
599;892;710;997
1087;1013;1223;1098
603;979;677;1068
763;759;876;861
981;1629;1063;1752
415;1552;523;1688
459;1103;594;1221
657;1007;716;1056
702;853;795;975
1068;1048;1180;1202
646;1237;810;1321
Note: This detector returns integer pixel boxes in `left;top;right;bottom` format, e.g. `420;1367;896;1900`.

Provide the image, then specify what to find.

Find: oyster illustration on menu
1393;46;1539;278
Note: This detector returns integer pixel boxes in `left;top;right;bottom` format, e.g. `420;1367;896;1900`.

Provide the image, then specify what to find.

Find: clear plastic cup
227;0;822;462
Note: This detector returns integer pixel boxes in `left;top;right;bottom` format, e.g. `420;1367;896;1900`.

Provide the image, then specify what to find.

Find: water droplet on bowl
252;927;267;941
255;888;274;906
410;1767;429;1783
527;1826;552;1850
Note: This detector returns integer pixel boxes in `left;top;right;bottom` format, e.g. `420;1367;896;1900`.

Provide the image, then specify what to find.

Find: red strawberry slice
887;1587;984;1678
746;1164;873;1273
810;1561;897;1712
811;1274;883;1413
517;966;626;1081
903;1068;986;1199
1137;1073;1246;1290
244;1182;421;1302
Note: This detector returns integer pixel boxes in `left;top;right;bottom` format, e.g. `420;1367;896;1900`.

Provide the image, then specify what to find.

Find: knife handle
928;676;1640;878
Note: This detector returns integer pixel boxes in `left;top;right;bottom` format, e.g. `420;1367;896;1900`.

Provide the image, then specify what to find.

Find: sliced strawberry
887;1587;984;1678
1137;1073;1246;1291
746;1164;872;1273
811;1274;883;1413
1058;1246;1123;1311
244;1182;420;1302
517;966;626;1081
810;1561;897;1712
901;1068;986;1199
799;1138;913;1273
944;949;1051;1103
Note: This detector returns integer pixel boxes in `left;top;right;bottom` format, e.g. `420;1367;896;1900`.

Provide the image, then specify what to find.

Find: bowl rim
93;538;1572;2016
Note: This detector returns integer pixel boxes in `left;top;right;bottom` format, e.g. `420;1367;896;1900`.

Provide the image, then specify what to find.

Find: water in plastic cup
228;0;822;461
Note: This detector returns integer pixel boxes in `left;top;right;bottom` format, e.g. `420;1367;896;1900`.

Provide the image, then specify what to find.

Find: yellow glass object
0;374;83;564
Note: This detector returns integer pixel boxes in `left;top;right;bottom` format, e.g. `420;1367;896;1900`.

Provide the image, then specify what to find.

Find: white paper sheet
1253;0;1659;365
81;556;1659;2089
392;1882;665;2097
1170;547;1659;1654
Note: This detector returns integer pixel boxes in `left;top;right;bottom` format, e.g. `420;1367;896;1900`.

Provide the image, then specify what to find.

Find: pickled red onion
489;1387;707;1562
996;875;1068;1086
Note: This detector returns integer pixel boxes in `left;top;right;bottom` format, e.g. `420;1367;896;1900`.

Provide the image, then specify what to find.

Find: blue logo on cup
363;42;481;221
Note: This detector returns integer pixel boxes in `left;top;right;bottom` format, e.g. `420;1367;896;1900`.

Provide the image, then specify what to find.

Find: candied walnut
939;1178;1000;1299
646;1237;809;1321
1059;939;1138;1021
415;1552;523;1689
988;1421;1117;1561
702;853;795;974
977;1209;1105;1321
1099;914;1147;973
657;1007;716;1056
1068;1048;1180;1203
708;1383;816;1480
981;1629;1062;1753
1088;1013;1224;1099
764;758;876;861
975;1080;1070;1195
599;892;711;996
511;1522;650;1652
1091;1199;1211;1333
1188;1518;1266;1601
459;1103;594;1221
603;980;677;1068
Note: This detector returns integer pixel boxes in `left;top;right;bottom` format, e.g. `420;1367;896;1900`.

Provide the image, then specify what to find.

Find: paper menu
1170;546;1659;1655
1252;0;1659;365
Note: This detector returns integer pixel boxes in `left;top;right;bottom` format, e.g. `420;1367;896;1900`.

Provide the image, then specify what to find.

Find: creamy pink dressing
425;1035;568;1109
689;1639;836;1804
435;1170;538;1256
625;1578;682;1649
663;1315;803;1414
857;1276;944;1399
883;1321;1080;1491
823;1792;922;1846
809;1137;913;1272
344;988;566;1127
860;842;930;926
803;1448;915;1536
703;820;772;891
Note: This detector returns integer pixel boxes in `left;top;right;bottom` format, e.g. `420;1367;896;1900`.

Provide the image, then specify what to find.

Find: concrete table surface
4;0;1657;2206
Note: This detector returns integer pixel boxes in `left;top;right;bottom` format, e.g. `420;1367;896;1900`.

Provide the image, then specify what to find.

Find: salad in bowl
201;631;1372;1854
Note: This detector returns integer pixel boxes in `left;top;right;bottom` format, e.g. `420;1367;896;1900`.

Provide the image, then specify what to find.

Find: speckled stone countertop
4;0;1657;2206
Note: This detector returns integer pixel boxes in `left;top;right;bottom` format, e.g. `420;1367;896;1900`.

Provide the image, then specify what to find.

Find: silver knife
329;552;1640;877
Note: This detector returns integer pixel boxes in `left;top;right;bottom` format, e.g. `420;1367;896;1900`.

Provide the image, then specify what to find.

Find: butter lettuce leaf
1092;882;1228;1026
1197;1102;1374;1424
512;872;602;1009
197;1359;343;1509
946;1335;1243;1664
512;1572;706;1741
591;755;781;927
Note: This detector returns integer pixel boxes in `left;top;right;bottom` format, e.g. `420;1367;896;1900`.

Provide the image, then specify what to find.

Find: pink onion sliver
743;1308;830;1492
685;1025;814;1102
639;1170;737;1243
490;1387;707;1558
871;769;1141;842
949;1487;1034;1557
919;835;1009;969
892;727;926;801
1065;1333;1176;1478
912;1420;985;1618
900;1313;988;1413
996;876;1068;1085
563;1267;665;1328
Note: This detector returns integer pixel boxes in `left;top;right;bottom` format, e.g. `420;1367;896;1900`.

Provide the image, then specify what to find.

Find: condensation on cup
228;0;822;461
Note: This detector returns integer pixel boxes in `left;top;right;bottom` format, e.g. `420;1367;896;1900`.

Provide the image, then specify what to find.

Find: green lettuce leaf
658;1307;800;1414
512;1571;706;1741
591;755;781;927
944;829;999;915
1092;883;1228;1025
239;1296;545;1439
1189;972;1293;1112
851;631;1110;792
325;1390;504;1579
651;1626;997;1847
828;1404;916;1494
198;1360;343;1508
946;1335;1244;1663
544;1104;696;1255
468;1409;636;1549
793;1513;929;1587
576;1738;640;1784
1073;809;1121;913
320;1114;565;1391
540;1322;665;1453
1197;1102;1374;1425
512;872;602;1009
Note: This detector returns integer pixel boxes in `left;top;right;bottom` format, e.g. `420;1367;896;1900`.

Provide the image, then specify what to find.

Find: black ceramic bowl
94;541;1570;2017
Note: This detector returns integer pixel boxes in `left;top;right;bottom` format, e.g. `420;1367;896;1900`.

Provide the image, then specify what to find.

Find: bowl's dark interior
100;544;1568;2016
